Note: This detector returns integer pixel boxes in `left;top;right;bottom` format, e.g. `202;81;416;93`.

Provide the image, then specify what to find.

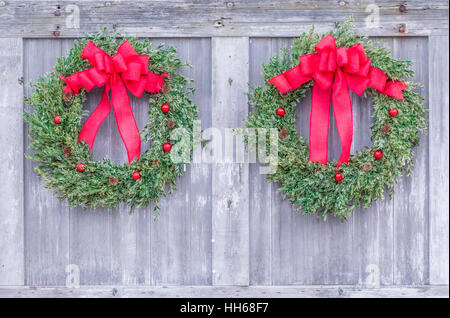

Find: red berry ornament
374;150;383;159
276;107;286;116
161;104;170;113
389;108;398;117
163;143;172;152
76;163;85;172
132;171;141;180
53;115;61;124
334;173;343;182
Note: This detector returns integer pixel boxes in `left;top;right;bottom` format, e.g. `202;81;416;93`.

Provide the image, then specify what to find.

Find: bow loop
268;34;408;168
315;34;336;53
111;52;128;73
336;47;348;67
59;40;168;164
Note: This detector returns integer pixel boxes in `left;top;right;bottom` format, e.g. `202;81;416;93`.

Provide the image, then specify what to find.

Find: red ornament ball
53;115;61;124
389;108;398;117
163;143;172;152
334;172;343;182
132;171;141;180
161;104;170;113
374;150;383;159
76;163;85;172
276;107;286;116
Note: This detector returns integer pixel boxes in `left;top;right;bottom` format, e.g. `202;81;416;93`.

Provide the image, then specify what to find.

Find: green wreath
25;32;198;212
245;22;426;219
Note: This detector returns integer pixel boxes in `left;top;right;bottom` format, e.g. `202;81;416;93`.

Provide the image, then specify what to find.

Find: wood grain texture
248;38;277;285
1;1;446;292
147;38;212;285
248;37;434;286
23;39;71;286
351;38;395;287
0;38;24;285
68;38;212;286
392;37;429;285
211;37;250;285
0;1;448;38
428;35;449;285
0;285;447;298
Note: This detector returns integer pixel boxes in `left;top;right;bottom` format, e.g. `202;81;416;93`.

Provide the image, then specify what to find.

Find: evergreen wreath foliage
24;31;199;212
245;21;427;219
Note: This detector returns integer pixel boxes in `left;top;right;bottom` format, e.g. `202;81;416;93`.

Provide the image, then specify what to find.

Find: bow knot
268;34;408;168
59;40;168;164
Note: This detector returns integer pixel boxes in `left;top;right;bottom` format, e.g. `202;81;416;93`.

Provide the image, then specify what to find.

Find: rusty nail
399;4;407;13
228;78;233;85
54;9;61;16
398;24;406;33
53;25;60;37
214;20;224;28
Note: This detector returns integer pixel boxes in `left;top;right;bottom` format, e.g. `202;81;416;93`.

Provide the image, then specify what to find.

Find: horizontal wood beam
0;285;448;298
0;1;448;38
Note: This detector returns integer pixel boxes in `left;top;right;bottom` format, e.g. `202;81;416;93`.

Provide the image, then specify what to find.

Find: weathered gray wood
0;38;24;285
0;1;448;37
23;39;71;286
392;37;429;285
428;35;449;285
148;38;212;285
351;38;395;286
255;38;355;285
211;37;250;285
0;285;447;298
6;1;448;292
248;38;278;285
68;39;212;286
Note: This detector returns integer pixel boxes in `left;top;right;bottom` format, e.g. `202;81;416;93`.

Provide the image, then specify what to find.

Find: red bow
59;40;168;164
268;35;408;168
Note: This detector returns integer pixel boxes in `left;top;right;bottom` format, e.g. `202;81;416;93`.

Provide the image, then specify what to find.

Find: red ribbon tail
309;84;332;165
110;74;141;164
332;69;353;169
78;86;112;148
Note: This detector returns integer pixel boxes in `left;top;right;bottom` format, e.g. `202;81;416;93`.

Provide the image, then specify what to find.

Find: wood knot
214;20;224;28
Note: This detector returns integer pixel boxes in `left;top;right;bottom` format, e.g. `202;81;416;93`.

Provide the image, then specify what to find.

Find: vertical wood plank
248;38;276;285
0;38;24;285
428;35;449;285
392;37;429;285
149;38;212;285
211;37;250;285
69;38;212;286
260;38;355;285
23;39;70;286
351;38;395;286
